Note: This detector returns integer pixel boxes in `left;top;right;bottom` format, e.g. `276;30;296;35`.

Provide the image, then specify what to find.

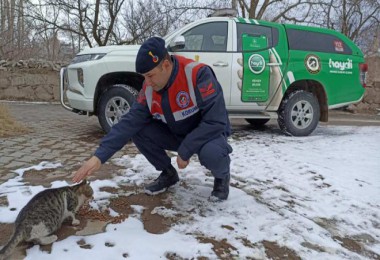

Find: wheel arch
284;79;328;122
94;72;144;115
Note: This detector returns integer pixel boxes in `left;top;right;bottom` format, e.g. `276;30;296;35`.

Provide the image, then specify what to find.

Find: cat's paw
38;235;58;245
72;219;80;225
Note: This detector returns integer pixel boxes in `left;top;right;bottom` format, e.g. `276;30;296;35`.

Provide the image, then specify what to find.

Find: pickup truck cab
60;16;367;136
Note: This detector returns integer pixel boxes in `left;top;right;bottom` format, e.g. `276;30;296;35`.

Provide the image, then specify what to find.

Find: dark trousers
132;121;232;179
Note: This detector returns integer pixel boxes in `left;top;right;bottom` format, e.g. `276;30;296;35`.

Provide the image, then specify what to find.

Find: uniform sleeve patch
199;81;216;100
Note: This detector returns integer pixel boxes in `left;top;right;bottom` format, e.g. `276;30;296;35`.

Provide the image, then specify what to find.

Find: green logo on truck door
305;54;321;74
248;54;265;74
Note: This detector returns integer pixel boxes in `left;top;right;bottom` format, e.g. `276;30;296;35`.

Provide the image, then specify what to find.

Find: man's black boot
210;174;230;201
144;165;179;195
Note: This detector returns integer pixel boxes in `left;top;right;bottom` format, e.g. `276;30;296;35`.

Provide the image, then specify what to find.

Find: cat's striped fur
0;180;93;259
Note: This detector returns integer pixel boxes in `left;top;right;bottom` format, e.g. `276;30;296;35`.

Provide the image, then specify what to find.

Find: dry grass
0;104;29;137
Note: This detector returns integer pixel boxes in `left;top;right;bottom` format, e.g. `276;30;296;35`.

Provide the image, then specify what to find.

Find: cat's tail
0;228;25;260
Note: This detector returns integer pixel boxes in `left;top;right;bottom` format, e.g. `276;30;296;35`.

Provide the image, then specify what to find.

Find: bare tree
119;0;190;44
25;0;125;48
16;0;24;50
235;0;319;22
102;0;229;45
318;0;380;40
1;0;379;60
234;0;379;53
305;0;379;53
0;0;31;59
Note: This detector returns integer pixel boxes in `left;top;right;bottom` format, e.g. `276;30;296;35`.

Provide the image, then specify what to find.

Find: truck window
179;22;228;52
287;29;352;54
237;23;278;51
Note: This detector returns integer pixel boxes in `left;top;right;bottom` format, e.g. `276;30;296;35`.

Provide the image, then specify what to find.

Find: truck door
230;21;286;110
167;21;233;106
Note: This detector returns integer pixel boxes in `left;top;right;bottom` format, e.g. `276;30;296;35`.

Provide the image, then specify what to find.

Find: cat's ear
75;179;88;187
82;179;92;187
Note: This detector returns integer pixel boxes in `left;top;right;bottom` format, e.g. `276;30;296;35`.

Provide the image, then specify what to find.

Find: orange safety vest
143;55;205;123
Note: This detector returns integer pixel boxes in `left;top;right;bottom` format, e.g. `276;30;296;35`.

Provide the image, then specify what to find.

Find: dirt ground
0;104;28;137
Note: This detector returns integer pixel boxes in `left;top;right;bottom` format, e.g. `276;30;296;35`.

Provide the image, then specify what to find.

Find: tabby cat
0;180;93;260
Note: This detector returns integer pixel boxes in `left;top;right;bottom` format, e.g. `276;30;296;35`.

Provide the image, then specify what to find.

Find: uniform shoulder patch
199;80;217;101
200;82;215;98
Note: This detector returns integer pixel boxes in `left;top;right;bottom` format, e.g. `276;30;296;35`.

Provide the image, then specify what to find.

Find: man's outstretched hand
177;155;189;169
72;156;101;183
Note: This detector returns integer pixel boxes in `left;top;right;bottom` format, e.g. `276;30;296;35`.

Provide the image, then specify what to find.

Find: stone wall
0;59;64;102
0;57;379;113
350;55;380;113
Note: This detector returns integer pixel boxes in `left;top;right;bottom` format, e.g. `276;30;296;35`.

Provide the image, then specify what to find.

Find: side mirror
169;36;185;51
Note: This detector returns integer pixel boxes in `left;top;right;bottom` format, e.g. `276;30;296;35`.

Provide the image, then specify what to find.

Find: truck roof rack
208;8;238;18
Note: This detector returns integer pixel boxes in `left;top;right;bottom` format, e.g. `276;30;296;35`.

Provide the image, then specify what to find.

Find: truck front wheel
97;85;138;133
277;90;320;136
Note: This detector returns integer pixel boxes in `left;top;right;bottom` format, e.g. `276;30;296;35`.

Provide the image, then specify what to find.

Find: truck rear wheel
98;85;138;133
277;90;320;136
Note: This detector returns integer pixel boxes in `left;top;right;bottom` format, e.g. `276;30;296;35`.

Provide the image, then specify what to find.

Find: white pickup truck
60;16;366;136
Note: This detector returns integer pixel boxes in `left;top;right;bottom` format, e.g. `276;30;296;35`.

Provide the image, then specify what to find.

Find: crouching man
72;37;232;200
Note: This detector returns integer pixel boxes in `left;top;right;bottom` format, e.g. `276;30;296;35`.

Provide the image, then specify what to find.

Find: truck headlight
77;68;84;86
71;53;106;64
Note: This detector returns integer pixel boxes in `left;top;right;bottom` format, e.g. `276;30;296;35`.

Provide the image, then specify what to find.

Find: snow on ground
0;125;379;259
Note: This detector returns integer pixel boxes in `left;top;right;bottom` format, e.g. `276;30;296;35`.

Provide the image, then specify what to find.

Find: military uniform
95;55;232;179
94;37;232;200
